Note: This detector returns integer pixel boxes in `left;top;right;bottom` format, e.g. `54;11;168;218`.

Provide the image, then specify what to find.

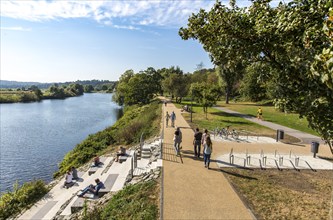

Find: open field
216;101;319;136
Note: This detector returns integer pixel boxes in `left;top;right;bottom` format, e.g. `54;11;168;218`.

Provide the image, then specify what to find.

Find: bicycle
231;129;239;139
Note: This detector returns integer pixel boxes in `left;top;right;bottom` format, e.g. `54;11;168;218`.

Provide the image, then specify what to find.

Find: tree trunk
225;87;230;104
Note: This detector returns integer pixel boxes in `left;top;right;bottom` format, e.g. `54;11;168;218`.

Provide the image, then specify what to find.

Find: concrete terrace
17;140;162;220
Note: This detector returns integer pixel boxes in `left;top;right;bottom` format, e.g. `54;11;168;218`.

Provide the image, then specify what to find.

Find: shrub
0;180;49;219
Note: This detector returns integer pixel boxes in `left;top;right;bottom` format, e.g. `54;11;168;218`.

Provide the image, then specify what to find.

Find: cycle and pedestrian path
162;102;254;219
214;106;324;144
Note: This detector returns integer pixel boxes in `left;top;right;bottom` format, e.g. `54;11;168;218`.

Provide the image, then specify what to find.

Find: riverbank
0;99;162;219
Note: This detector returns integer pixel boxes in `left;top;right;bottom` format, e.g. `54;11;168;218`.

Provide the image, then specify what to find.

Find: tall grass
0;180;49;219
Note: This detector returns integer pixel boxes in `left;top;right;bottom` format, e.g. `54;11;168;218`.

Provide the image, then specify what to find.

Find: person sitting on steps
92;156;101;167
115;146;126;162
63;169;74;189
77;178;104;197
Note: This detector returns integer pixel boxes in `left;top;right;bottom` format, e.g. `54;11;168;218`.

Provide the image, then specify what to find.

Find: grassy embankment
174;100;331;219
81;180;159;220
0;90;41;103
0;100;162;219
55;99;162;177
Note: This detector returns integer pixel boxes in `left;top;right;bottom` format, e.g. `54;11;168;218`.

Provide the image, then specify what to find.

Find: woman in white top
203;136;213;169
63;169;73;188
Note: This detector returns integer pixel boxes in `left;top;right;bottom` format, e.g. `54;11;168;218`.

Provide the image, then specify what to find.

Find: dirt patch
222;168;333;220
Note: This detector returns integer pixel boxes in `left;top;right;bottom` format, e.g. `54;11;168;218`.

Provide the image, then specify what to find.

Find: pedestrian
201;129;209;146
173;127;182;156
170;111;176;127
164;100;167;107
165;111;170;127
193;128;203;158
257;107;263;120
203;136;213;169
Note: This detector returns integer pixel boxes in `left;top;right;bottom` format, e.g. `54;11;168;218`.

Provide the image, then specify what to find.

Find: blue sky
0;0;281;83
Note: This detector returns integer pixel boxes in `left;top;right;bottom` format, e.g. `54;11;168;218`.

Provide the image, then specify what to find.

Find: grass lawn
174;102;299;142
222;168;332;220
216;101;319;136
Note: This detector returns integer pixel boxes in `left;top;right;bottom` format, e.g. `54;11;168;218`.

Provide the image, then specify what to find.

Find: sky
1;0;282;83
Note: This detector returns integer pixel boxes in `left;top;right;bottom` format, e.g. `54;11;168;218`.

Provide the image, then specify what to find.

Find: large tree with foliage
160;66;188;103
180;0;333;152
190;82;222;118
179;1;250;104
113;68;162;106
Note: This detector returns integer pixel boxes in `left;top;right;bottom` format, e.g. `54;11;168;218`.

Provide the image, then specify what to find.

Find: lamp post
190;95;193;122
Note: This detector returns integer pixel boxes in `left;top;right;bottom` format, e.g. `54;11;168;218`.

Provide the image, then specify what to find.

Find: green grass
82;180;159;220
0;90;40;103
222;168;332;219
216;101;319;136
174;101;275;136
0;180;49;219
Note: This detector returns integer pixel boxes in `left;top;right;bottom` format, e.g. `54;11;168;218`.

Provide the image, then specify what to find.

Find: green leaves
180;0;333;152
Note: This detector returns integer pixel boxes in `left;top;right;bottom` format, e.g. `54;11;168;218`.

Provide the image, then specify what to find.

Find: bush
0;180;49;219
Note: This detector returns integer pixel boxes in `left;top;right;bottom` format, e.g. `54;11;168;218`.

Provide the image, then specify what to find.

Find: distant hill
0;80;117;89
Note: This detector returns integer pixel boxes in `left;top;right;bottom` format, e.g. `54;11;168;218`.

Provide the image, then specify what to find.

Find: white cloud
113;25;140;30
0;0;215;28
1;26;31;31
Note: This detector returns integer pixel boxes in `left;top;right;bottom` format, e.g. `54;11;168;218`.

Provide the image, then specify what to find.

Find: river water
0;93;122;193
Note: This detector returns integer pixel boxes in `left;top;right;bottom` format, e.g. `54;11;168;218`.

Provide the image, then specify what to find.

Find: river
0;93;122;193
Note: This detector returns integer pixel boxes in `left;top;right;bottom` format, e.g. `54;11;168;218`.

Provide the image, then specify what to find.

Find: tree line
0;82;116;103
113;0;332;153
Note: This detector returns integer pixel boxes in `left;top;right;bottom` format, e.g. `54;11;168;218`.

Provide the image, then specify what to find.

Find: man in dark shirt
78;178;104;197
194;128;203;158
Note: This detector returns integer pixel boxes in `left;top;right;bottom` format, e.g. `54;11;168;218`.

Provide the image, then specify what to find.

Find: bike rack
229;148;234;164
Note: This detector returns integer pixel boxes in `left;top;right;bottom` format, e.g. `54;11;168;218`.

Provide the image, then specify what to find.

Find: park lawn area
174;102;276;137
222;168;332;220
216;101;319;136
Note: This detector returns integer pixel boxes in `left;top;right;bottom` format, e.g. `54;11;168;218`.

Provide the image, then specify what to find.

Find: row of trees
112;66;222;111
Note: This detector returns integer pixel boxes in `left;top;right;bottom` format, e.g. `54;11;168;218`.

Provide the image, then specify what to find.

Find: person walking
173;127;182;156
193;128;203;158
165;111;170;127
203;136;213;169
201;129;209;146
257;107;264;120
170;111;176;127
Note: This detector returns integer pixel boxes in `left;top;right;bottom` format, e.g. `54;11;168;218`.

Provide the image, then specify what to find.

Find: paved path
214;107;324;144
162;102;254;219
